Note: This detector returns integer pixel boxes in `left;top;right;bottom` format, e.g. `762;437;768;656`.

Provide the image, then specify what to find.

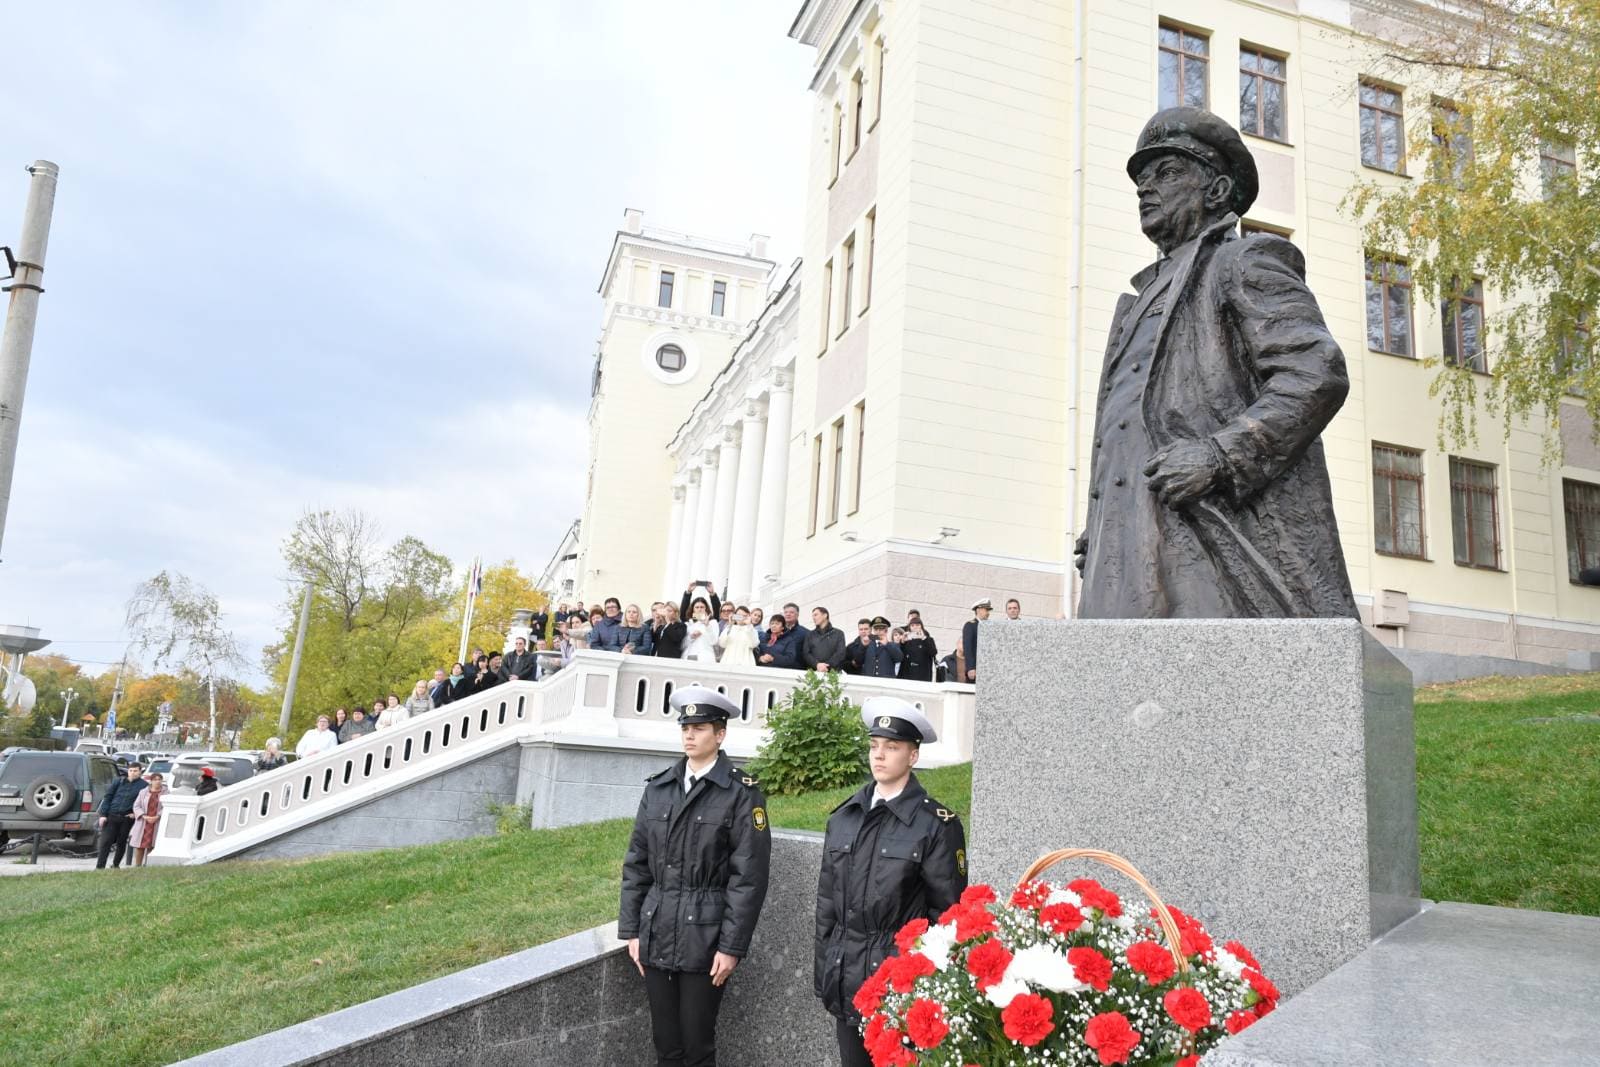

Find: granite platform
971;618;1419;996
1209;901;1600;1066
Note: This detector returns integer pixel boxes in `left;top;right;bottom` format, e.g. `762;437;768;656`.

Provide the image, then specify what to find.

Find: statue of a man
1075;108;1358;619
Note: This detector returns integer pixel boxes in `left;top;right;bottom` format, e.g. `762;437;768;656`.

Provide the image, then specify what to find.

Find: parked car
0;750;120;851
145;757;175;780
73;739;113;756
169;754;257;794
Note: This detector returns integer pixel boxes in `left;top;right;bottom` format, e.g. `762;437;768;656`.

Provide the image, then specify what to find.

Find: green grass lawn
4;679;1595;1066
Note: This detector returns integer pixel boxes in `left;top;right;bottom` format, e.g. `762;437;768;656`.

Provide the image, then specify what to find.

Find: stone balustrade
149;650;975;864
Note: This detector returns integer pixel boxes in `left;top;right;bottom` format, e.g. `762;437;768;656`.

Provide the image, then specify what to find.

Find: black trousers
835;1014;872;1067
95;815;134;868
642;966;725;1066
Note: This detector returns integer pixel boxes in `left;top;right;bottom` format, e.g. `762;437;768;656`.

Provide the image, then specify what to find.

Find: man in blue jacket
95;762;148;869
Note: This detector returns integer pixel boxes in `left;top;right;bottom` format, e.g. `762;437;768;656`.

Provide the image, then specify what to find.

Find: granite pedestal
971;618;1418;995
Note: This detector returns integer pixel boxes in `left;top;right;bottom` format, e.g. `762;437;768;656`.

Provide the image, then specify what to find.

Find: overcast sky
0;3;812;682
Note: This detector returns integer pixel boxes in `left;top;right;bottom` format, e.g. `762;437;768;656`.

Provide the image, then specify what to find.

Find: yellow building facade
581;0;1600;664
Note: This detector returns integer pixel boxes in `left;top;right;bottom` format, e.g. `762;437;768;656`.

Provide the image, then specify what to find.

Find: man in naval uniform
1075;107;1357;619
619;685;772;1066
814;698;968;1067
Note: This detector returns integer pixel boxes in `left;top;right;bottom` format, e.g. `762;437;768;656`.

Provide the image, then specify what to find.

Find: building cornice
607;301;748;336
597;230;777;298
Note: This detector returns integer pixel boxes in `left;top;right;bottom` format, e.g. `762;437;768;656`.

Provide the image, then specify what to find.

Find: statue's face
1135;152;1231;253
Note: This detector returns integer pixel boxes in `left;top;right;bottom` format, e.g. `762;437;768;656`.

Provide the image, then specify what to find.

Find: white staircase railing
149;652;975;864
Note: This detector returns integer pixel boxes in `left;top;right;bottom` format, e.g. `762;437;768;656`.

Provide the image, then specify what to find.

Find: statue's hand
1144;440;1222;509
1073;535;1088;575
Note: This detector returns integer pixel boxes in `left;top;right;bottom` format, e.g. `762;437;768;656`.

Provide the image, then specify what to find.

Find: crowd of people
281;588;1031;758
547;583;1034;685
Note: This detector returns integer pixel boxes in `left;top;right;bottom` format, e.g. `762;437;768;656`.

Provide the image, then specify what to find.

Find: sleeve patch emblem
752;806;768;832
956;848;967;876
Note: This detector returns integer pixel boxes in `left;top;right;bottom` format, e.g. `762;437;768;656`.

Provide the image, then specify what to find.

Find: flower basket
852;848;1281;1066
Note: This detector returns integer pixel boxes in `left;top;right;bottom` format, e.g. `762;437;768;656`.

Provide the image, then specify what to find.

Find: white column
678;469;703;591
726;398;768;602
662;483;687;600
750;370;794;595
688;451;720;582
707;426;742;592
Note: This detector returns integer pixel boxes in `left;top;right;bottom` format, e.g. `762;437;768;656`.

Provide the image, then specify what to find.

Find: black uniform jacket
813;773;968;1018
619;751;772;973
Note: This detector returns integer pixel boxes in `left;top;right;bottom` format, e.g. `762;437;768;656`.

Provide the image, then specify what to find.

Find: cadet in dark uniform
620;686;772;1066
814;698;968;1067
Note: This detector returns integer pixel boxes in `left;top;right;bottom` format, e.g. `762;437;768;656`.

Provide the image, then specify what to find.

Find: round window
655;344;686;373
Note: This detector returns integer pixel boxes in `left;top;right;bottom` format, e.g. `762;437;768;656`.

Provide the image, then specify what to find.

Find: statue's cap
1127;107;1258;216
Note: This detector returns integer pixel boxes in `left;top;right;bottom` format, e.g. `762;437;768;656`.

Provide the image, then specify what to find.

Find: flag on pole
457;556;482;665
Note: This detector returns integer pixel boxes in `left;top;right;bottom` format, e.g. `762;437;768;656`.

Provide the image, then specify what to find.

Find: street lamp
57;687;77;728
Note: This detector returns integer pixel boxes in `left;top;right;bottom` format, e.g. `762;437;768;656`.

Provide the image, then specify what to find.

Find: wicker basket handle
1019;848;1189;974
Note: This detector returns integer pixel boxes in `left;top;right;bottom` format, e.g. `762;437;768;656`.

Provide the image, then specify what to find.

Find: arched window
656;344;686;373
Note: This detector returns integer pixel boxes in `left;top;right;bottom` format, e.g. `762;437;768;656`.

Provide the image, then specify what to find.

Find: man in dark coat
1076;107;1357;619
815;699;967;1067
801;606;848;672
860;616;902;678
95;762;147;869
503;637;538;682
960;599;990;683
619;686;772;1066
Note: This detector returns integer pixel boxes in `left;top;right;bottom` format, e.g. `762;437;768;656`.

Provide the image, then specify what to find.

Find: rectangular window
808;434;823;536
851;71;864;153
1541;139;1577;200
1449;457;1500;569
1158;23;1209;109
710;280;727;318
828;418;846;526
1564;479;1600;582
851;402;866;515
1359;80;1405;172
840;237;855;333
1431;101;1473;183
1372;445;1426;559
831;104;843;182
1239;47;1287;142
1365;257;1415;356
862;210;876;312
657;270;674;309
1442;278;1486;372
819;260;833;354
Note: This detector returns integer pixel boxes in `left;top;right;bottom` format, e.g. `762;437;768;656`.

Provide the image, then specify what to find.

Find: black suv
0;751;120;851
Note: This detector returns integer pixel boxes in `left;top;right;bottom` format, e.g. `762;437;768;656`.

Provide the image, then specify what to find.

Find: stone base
1208;901;1600;1066
971;618;1419;996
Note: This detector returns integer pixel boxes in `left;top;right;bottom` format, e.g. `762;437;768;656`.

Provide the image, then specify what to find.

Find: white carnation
1214;946;1247;980
984;974;1030;1009
1006;943;1088;995
918;922;958;971
1044;888;1083;908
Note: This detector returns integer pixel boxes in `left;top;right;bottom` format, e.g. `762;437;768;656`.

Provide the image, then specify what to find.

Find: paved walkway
0;850;100;876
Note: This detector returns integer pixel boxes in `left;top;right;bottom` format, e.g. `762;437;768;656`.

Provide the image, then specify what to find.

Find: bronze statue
1075;108;1357;618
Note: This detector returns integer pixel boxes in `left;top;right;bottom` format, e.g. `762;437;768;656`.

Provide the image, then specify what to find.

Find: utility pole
0;162;59;560
278;583;313;737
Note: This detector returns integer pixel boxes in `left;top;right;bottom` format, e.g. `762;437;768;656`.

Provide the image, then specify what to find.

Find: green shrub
747;670;868;796
486;801;533;835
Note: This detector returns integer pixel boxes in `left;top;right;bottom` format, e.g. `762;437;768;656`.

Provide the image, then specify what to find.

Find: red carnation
1011;880;1050;909
870;1027;916;1067
863;1013;888;1047
1125;940;1177;986
885;952;936;992
1224;940;1262;972
1255;998;1276;1020
961;884;997;906
894;918;930;955
938;901;998;942
1244;968;1281;1005
905;998;950;1049
1163;987;1213;1033
1001;992;1055;1047
1160;906;1214;959
1040;901;1087;936
1225;1010;1257;1035
1178;1058;1199;1067
1070;879;1123;917
1083;1012;1142;1065
853;969;889;1017
965;937;1014;991
1067;945;1114;991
